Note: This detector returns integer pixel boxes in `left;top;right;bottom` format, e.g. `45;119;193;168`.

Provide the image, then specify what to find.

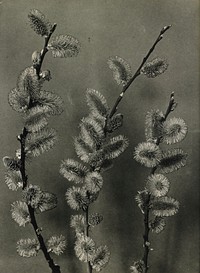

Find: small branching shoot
131;93;188;273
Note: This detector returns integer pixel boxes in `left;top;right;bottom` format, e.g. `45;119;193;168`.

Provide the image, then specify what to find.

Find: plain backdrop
0;1;199;273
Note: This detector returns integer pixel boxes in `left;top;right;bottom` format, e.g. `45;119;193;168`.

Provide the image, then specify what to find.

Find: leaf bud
31;51;41;67
40;70;52;81
160;25;172;34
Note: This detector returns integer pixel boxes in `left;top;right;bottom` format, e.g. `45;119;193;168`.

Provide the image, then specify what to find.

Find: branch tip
160;25;172;35
108;25;171;119
52;23;57;32
171;91;175;97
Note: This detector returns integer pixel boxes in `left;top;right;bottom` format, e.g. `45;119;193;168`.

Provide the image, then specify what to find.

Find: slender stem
35;23;57;77
163;92;176;121
85;207;93;273
18;130;61;273
28;206;61;273
142;92;176;272
85;207;90;237
19;128;28;190
17;24;61;273
142;194;150;273
109;25;171;119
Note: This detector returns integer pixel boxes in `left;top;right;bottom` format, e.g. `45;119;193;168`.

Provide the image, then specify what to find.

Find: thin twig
142;92;176;272
19;127;28;190
35;23;57;77
85;207;93;273
109;25;171;119
142;194;151;273
28;206;61;273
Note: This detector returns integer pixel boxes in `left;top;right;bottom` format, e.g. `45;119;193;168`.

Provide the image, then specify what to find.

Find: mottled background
0;1;199;273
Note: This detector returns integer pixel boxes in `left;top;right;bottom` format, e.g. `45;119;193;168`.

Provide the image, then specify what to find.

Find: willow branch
109;25;171;119
17;24;61;273
142;92;176;273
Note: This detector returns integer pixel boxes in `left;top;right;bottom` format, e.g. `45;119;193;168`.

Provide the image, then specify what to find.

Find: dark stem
85;207;90;237
163;91;176;120
142;92;176;272
35;23;57;77
109;25;171;119
142;194;151;273
18;129;61;273
17;23;61;273
28;206;61;273
85;207;93;273
19;127;28;190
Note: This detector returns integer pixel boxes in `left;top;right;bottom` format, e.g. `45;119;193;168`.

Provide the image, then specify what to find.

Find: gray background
0;1;199;273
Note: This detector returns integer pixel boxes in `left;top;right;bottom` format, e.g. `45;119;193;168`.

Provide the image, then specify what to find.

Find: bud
145;241;150;247
171;102;178;111
17;182;23;188
40;70;52;81
31;51;41;67
36;227;43;235
160;25;172;34
16;149;21;159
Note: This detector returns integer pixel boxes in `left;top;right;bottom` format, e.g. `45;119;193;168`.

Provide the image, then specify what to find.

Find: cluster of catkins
59;39;172;271
130;93;188;273
60;88;129;271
